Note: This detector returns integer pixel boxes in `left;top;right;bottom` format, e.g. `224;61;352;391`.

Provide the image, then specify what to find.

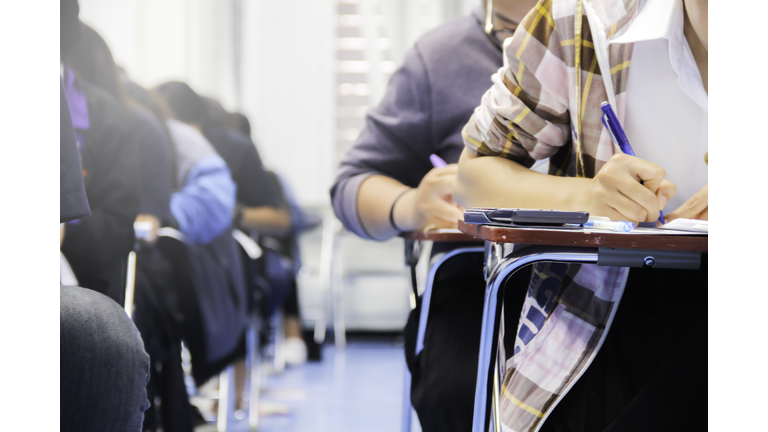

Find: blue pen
430;154;448;168
600;102;665;224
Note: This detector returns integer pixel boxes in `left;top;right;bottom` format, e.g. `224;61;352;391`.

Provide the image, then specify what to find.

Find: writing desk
457;220;708;432
401;229;483;432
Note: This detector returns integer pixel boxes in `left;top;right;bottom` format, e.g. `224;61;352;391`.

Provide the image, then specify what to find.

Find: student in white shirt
455;0;708;430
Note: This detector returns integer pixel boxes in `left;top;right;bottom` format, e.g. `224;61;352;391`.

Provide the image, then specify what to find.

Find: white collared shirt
610;0;708;214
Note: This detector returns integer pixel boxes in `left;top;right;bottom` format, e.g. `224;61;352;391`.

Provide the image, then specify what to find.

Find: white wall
79;0;239;110
239;0;337;207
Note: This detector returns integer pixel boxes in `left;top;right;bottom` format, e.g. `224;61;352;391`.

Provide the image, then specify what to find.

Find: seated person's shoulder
414;11;490;66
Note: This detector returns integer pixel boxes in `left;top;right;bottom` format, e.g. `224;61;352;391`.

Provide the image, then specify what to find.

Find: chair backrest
232;228;262;260
155;227;249;386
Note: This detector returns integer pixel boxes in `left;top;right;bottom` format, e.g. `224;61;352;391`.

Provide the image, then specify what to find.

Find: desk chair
459;222;707;432
317;217;414;349
315;216;345;348
231;228;264;431
401;233;484;432
154;227;259;432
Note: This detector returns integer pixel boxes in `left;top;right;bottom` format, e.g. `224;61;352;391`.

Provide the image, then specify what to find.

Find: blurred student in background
60;0;141;305
154;82;309;365
66;23;174;240
153;83;291;239
331;1;539;430
454;0;707;430
60;73;150;432
62;10;244;430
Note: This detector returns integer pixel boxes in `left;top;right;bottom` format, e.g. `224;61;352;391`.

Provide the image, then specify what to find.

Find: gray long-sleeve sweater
330;8;504;239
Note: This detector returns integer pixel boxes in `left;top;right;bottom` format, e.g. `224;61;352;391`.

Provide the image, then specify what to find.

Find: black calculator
464;208;589;226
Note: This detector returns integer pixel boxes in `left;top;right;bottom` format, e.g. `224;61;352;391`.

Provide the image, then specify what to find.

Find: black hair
66;23;126;105
153;81;207;125
202;96;230;129
228;112;252;138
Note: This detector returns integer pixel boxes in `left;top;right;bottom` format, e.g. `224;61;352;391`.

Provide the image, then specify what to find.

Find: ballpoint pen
600;102;666;225
429;154;448;168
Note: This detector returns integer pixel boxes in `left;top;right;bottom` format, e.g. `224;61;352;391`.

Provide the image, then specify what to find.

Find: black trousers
541;256;708;432
404;251;531;432
60;286;150;432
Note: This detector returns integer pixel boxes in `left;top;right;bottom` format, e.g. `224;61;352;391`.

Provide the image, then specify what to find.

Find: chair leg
217;364;236;432
402;368;412;432
271;310;286;374
492;365;502;432
331;225;346;348
247;316;261;431
124;250;137;318
317;217;336;346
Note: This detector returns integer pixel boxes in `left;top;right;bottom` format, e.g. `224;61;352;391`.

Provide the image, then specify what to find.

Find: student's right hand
580;153;676;224
396;164;465;230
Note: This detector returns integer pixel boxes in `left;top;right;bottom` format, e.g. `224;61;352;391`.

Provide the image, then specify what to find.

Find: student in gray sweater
331;1;539;430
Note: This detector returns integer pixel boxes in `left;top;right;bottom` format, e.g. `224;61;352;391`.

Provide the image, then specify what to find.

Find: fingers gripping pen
600;102;665;224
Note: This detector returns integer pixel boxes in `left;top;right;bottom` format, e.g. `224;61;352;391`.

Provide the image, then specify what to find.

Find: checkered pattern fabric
462;1;644;430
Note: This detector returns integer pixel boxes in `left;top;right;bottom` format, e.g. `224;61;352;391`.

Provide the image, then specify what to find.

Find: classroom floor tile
194;335;407;432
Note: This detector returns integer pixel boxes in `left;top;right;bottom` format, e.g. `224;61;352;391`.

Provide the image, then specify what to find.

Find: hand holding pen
592;103;676;225
391;154;464;231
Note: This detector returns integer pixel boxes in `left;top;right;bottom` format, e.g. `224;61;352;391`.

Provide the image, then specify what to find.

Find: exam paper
581;218;707;235
658;218;708;233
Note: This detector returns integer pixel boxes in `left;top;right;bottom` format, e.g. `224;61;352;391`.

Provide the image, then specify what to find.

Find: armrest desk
457;220;707;432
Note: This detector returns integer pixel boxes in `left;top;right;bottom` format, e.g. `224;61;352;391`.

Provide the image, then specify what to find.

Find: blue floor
256;337;407;432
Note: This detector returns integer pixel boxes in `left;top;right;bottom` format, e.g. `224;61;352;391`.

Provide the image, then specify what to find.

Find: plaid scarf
462;1;644;430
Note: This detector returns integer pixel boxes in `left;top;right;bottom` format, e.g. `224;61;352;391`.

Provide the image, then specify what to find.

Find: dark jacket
330;7;503;239
60;78;90;222
132;106;173;223
61;81;141;302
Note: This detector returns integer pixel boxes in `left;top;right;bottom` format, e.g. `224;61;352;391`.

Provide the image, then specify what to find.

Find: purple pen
600;102;665;224
430;154;448;168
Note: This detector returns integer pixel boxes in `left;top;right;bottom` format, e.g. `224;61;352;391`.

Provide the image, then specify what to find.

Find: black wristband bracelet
389;189;412;233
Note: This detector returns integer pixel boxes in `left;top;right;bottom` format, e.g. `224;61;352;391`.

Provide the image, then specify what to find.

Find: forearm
453;148;590;211
356;175;412;241
239;206;291;237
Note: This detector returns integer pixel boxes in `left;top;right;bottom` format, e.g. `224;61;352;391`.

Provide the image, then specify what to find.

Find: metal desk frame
461;222;707;432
